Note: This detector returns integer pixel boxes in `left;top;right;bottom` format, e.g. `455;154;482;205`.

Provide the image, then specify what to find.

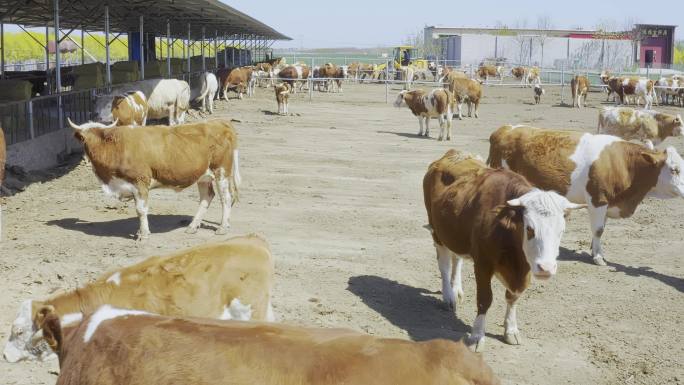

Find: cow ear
493;204;523;230
641;151;664;166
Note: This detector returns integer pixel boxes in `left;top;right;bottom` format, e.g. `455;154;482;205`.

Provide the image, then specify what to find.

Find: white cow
191;72;219;114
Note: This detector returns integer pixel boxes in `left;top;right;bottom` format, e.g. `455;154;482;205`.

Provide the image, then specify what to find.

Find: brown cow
3;235;275;362
477;64;503;83
488;125;684;265
39;306;500;385
67;119;240;240
570;75;590;108
600;70;615;102
445;74;482;119
393;88;453;140
274;82;291;115
511;66;526;83
111;90;148;126
278;64;310;93
597;107;683;149
424;150;582;351
218;66;253;100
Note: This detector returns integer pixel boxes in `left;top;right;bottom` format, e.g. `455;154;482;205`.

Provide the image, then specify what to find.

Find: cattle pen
0;0;290;170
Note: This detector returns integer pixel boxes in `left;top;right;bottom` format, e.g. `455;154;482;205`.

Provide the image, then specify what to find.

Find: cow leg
451;256;464;303
588;204;608;266
467;263;494;352
436;243;458;310
446;108;453;140
133;187;150;241
457;101;464;120
223;85;230;101
503;290;521;345
186;179;215;234
417;117;424;136
214;169;232;235
424;117;430;137
168;104;176;126
438;115;445;141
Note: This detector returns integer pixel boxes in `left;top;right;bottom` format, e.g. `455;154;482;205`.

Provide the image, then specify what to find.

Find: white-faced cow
394;89;453;140
38;306;500;385
3;235;275;363
488;125;684;266
67;119;240;240
424;150;583;351
597;107;683;149
274;82;291;115
278;64;310;93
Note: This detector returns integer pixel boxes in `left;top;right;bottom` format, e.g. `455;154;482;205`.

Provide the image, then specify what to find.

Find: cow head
498;189;585;279
3;300;56;363
673;115;684;136
650;147;684;199
393;90;409;107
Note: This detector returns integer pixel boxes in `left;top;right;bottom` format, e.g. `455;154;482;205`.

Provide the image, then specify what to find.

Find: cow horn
106;119;119;129
66;117;83;131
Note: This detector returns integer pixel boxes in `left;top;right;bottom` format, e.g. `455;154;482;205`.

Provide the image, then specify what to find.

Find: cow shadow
46;215;192;239
559;247;684;293
376;130;432;140
347;275;471;342
1;152;81;197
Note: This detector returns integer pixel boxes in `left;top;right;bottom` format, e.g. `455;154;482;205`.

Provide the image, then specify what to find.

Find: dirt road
1;82;682;385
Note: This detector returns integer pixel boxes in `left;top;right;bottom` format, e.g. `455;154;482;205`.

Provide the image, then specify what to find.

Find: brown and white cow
111;91;148;126
570;75;590;108
655;76;682;105
218;66;254;100
445;74;482;119
488;125;684;266
424;150;582;351
0;126;5;240
3;235;275;363
597;107;683;149
600;70;616;102
317;63;346;93
274;82;291;115
40;306;500;385
67;119;240;240
511;66;527;85
278;64;310;93
525;67;540;87
607;76;655;109
477;64;503;84
394;88;453;140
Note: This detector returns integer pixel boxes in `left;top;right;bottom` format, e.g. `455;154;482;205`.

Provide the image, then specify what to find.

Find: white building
424;26;635;70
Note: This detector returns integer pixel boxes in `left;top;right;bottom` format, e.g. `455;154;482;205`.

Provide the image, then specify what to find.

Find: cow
318;63;343;92
533;83;544;104
477;64;503;84
511;66;527;85
0;127;4;240
600;70;614;102
3;235;275;363
525;67;540;87
597;107;683;150
488;125;684;266
94;79;190;126
424;150;582;352
110;91;148;126
394;89;453;140
254;62;275;87
655;76;682;105
275;82;291;115
191;72;219;114
278;64;310;93
608;76;655;109
66;119;240;240
398;66;415;90
219;66;253;100
570;75;590;108
445;74;482;119
38;306;500;385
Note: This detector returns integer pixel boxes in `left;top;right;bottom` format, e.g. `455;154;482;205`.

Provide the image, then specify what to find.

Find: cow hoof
593;256;607;266
185;226;199;234
454;287;464;304
446;136;452;141
215;227;230;235
438;137;444;141
504;330;521;345
466;334;486;352
135;232;150;242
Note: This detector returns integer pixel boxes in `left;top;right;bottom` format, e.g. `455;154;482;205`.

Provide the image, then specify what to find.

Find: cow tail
486;128;505;168
230;148;241;206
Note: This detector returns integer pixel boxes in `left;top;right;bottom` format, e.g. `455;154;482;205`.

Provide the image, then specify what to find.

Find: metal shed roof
0;0;290;40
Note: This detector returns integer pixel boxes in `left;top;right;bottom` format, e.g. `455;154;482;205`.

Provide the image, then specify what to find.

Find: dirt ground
0;81;682;385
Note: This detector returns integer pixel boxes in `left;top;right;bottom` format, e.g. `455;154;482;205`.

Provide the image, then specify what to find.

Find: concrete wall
6;129;82;171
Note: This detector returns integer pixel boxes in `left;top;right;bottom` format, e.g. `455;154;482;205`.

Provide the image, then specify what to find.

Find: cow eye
526;226;535;240
672;167;680;175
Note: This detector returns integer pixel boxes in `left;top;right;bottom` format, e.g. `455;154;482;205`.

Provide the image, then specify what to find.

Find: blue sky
228;0;683;48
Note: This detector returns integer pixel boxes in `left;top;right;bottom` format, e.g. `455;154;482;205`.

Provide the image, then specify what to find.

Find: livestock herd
0;55;683;385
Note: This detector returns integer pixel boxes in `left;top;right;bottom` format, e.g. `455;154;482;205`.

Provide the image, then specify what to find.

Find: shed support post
167;20;171;77
214;30;218;69
223;36;227;67
187;23;191;74
80;27;85;64
0;23;4;80
201;26;206;72
139;15;145;80
105;5;111;86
